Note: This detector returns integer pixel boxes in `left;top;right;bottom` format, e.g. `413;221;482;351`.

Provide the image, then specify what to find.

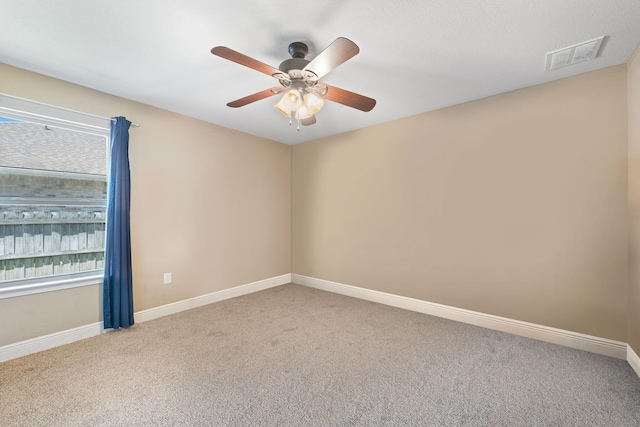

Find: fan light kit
211;38;376;130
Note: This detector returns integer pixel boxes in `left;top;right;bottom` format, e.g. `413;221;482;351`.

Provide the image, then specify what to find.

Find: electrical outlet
163;272;172;285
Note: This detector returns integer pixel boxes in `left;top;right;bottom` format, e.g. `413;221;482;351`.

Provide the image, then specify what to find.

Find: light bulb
303;93;324;115
282;89;303;110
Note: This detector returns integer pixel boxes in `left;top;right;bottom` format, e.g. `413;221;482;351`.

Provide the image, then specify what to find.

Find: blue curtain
103;116;134;329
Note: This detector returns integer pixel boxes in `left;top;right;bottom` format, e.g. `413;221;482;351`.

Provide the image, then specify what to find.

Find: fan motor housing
278;58;309;73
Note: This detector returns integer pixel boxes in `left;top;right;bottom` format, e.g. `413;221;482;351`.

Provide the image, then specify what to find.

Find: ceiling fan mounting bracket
288;42;308;59
279;42;313;75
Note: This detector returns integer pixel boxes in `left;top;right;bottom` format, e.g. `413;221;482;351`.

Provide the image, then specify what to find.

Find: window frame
0;93;111;299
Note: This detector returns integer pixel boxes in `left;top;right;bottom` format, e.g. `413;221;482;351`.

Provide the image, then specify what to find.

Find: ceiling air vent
545;36;605;71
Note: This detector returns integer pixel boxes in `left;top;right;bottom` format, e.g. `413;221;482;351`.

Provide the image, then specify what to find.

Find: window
0;94;110;298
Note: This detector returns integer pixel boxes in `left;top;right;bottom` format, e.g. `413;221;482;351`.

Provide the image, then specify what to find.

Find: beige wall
0;285;101;345
293;65;629;341
1;59;634;349
629;45;640;352
0;63;290;346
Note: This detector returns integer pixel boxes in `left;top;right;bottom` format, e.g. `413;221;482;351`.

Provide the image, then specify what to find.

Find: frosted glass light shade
303;93;324;115
282;89;303;110
295;104;312;120
274;98;291;117
274;89;324;122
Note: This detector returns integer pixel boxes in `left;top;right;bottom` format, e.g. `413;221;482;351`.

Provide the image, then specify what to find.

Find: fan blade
303;37;359;79
211;46;281;77
323;85;376;112
301;115;316;126
227;87;283;108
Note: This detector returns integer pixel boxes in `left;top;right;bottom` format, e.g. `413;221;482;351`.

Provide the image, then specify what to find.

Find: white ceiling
1;1;639;145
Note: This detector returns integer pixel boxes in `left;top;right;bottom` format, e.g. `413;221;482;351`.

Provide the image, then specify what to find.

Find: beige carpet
1;283;639;426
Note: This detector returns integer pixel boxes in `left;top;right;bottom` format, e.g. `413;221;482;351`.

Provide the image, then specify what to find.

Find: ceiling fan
211;37;376;130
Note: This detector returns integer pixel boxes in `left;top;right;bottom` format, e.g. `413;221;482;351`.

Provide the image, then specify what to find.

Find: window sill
0;272;103;299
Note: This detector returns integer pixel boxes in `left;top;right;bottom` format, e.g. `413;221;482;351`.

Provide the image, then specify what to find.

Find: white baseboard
3;271;636;376
134;273;291;323
629;345;640;378
0;273;291;363
0;321;104;363
292;274;628;360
